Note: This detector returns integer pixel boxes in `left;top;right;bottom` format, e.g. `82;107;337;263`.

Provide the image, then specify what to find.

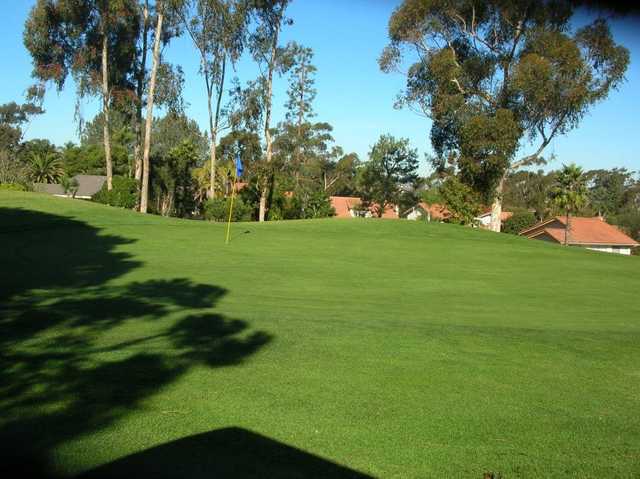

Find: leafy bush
0;183;28;191
609;210;640;242
0;150;31;187
302;190;335;218
439;177;481;225
267;194;298;221
502;211;537;235
277;191;335;220
93;176;138;209
203;196;252;222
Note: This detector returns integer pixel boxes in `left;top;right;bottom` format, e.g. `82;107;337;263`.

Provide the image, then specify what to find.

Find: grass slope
1;191;639;478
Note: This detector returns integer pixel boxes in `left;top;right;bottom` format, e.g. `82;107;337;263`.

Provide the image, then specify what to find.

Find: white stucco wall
584;245;632;255
476;214;491;227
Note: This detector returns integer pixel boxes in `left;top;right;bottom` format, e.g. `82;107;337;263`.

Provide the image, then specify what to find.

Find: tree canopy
358;134;420;217
381;0;630;231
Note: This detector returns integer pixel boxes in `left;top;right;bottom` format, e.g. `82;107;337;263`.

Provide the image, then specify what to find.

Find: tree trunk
258;185;268;221
489;175;506;232
258;23;279;223
208;55;226;199
208;130;217;199
294;65;305;187
140;4;163;214
564;211;570;246
134;1;149;183
101;28;113;191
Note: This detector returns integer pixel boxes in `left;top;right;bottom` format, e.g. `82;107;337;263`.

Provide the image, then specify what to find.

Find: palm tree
551;164;588;246
29;152;64;184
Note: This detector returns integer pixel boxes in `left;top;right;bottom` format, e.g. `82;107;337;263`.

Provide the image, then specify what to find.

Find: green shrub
502;211;537;235
269;192;335;220
0;183;28;192
439;177;481;225
609;210;640;243
302;190;335;219
93;176;138;209
0;150;31;187
204;197;252;222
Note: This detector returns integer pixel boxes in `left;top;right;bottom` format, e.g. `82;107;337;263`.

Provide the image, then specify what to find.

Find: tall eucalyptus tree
177;0;249;198
140;0;166;213
380;0;629;231
24;0;140;191
250;0;292;222
285;43;316;183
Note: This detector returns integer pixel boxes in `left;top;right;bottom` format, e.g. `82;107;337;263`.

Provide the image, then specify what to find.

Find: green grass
1;191;639;478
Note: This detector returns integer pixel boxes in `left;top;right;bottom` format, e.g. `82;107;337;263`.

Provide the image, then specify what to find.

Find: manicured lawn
1;191;639;478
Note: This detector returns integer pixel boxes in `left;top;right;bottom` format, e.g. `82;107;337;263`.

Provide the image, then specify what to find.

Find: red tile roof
521;216;638;246
329;196;399;219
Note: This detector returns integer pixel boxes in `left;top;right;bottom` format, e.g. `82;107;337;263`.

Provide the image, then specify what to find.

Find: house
329;196;399;219
330;196;362;218
330;196;452;221
475;208;513;229
405;202;451;221
520;216;638;255
34;175;107;200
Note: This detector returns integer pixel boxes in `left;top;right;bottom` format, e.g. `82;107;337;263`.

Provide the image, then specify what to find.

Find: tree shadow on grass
0;208;272;477
82;427;373;479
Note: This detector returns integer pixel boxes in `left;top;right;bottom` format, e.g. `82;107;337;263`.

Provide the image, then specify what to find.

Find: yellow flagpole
225;175;237;245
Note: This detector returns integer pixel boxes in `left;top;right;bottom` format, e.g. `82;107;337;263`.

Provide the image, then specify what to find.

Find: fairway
1;191;639;478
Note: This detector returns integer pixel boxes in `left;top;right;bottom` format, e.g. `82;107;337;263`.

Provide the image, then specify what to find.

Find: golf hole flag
235;152;243;179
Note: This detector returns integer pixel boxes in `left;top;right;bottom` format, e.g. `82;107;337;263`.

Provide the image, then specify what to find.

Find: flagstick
225;175;237;245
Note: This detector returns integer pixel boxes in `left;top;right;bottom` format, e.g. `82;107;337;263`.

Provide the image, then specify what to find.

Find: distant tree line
0;0;636;235
0;0;428;222
420;164;640;241
503;166;640;241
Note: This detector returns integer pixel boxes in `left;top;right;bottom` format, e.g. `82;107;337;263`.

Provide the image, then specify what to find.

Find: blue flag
235;153;243;178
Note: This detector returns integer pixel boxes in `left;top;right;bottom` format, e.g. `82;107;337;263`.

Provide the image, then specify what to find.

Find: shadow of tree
0;209;272;477
82;427;373;479
0;208;139;303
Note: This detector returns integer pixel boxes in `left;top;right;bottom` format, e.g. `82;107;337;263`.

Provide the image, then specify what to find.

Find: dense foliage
438;176;481;225
204;196;252;222
358;135;420;217
0;102;43;153
502;210;538;235
93;176;138;209
381;0;630;230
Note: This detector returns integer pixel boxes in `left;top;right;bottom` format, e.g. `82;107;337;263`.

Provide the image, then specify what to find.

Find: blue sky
1;1;638;175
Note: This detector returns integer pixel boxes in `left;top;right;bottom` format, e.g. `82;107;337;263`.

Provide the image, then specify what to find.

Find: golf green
1;191;639;478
